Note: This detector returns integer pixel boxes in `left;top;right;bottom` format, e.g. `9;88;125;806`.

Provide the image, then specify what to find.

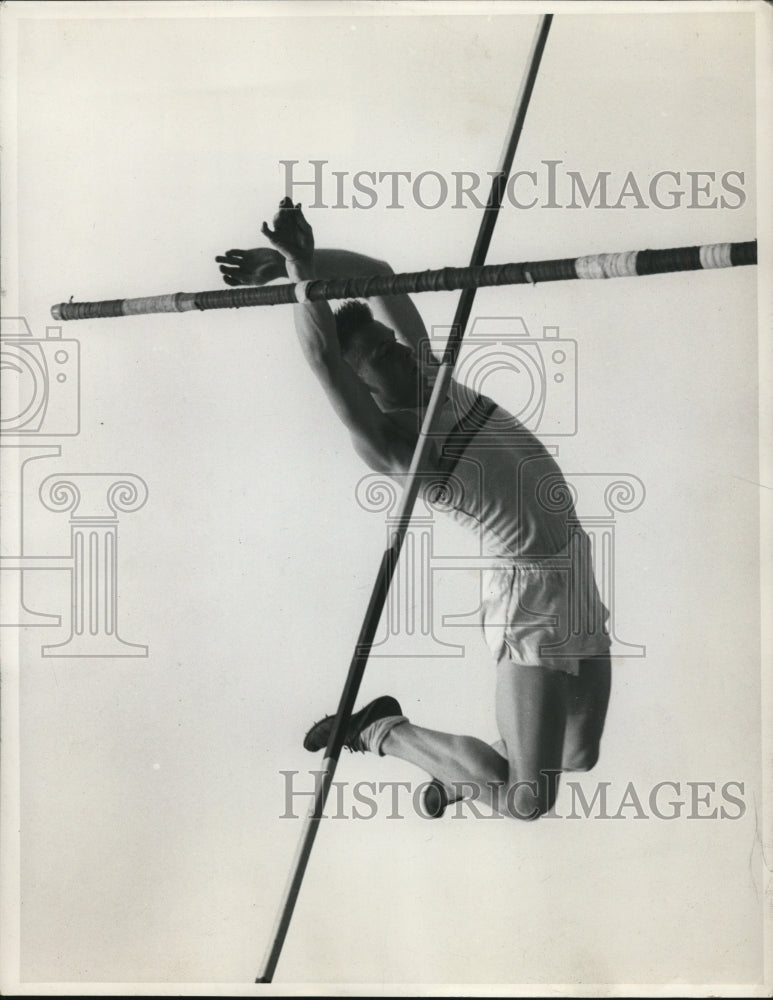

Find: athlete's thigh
495;658;569;815
561;653;612;770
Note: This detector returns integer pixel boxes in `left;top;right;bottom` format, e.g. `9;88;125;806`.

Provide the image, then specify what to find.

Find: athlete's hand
260;197;315;264
215;247;287;286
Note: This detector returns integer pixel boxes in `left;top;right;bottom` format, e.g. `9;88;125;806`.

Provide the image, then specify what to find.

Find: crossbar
51;240;757;322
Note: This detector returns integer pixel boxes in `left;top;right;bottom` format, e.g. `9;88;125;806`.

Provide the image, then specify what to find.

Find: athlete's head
334;300;422;408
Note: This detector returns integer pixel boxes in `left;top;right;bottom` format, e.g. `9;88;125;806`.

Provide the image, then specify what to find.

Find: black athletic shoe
422;778;449;819
303;695;403;753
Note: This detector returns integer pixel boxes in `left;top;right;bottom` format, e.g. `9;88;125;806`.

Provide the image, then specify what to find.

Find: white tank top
392;381;575;560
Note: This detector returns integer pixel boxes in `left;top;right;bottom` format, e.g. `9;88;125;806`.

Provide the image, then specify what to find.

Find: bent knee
499;779;558;821
500;799;553;822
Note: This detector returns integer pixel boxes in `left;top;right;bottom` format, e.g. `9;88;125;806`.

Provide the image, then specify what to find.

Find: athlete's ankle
377;719;411;756
362;715;408;756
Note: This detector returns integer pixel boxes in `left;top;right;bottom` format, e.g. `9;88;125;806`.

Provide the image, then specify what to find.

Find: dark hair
333;300;374;357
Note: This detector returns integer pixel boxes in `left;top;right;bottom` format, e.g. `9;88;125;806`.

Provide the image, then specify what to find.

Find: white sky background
1;1;770;992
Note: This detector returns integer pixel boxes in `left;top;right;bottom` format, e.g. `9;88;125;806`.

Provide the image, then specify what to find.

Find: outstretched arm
216;241;437;362
256;199;417;473
310;250;434;363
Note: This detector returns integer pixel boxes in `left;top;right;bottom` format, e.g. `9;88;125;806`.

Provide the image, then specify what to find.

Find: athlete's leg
380;724;510;807
493;658;568;817
381;658;570;819
560;653;612;772
421;738;508;816
420;655;611;818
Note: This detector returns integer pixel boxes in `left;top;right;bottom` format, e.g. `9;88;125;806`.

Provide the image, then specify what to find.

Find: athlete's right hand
215;247;287;287
260;197;315;264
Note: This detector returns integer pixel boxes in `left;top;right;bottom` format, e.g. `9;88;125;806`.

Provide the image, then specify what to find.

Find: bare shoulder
368;407;443;474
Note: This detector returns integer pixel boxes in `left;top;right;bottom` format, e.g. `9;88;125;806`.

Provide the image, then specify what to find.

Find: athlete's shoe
303;695;403;754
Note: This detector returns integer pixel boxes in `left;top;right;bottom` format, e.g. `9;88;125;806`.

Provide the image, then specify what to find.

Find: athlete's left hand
215;247;286;286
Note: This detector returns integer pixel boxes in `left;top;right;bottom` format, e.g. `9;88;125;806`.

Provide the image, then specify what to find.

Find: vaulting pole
51;240;756;321
254;14;553;984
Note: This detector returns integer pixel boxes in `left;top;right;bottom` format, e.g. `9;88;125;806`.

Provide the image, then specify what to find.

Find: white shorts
480;531;611;676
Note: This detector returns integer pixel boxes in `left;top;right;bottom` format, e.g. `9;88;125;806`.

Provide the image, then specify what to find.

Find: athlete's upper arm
368;267;437;363
314;357;413;472
290;290;415;471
